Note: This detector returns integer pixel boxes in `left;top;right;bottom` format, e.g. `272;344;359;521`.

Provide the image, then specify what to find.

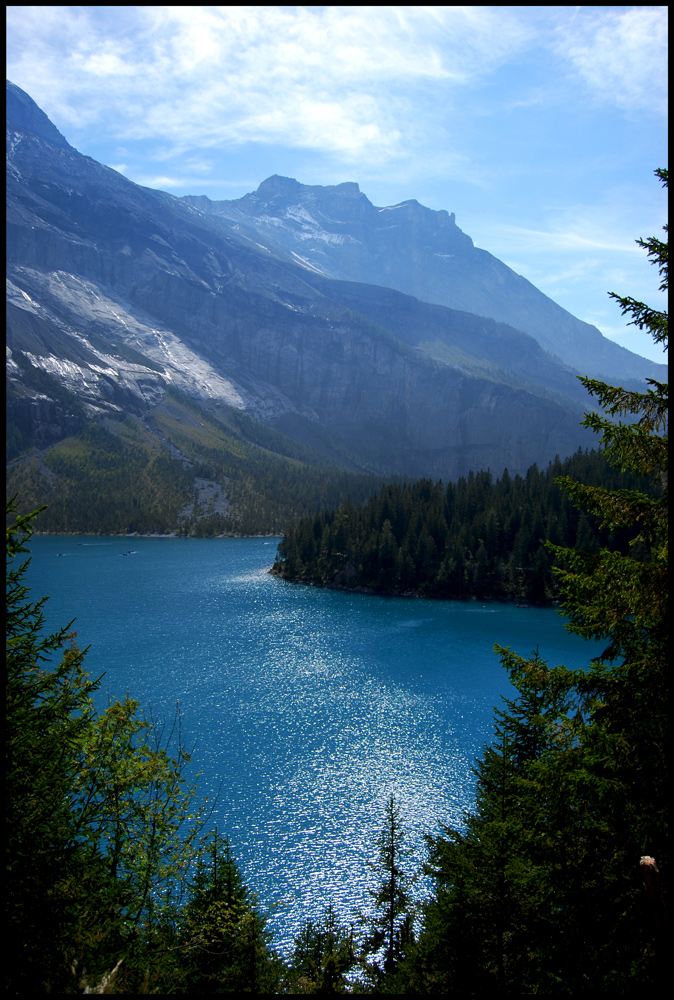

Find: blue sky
6;6;668;362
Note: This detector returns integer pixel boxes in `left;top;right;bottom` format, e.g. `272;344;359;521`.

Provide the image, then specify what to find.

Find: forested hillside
7;388;391;536
272;449;657;603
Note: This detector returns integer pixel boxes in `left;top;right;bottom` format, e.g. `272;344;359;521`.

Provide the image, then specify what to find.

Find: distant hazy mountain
182;176;665;387
7;80;640;530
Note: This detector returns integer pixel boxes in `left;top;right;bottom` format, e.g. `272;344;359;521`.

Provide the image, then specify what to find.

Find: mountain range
182;176;659;385
6;80;665;533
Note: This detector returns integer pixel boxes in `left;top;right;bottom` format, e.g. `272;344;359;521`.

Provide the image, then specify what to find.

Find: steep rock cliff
8;81;595;486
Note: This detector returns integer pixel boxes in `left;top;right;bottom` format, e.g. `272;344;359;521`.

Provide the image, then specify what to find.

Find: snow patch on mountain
289;252;329;275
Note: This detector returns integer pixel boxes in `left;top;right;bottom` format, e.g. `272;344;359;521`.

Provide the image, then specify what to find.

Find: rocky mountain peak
331;181;362;199
250;175;368;218
6;80;73;151
7;79;665;507
378;198;460;231
254;173;303;203
187;171;663;386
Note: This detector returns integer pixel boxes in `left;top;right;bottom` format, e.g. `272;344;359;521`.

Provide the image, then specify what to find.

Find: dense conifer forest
5;171;667;992
272;450;656;603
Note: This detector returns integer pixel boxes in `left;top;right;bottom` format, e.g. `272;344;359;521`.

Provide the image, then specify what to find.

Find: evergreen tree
6;502;100;991
5;500;212;992
287;905;355;994
177;830;280;993
417;169;668;993
273;450;653;602
544;167;668;983
361;796;415;990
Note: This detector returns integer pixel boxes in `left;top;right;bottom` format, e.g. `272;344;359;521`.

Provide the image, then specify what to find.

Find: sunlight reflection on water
26;535;597;951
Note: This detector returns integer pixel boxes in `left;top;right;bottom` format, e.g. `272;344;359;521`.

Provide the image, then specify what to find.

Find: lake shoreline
32;530;282;539
269;567;560;608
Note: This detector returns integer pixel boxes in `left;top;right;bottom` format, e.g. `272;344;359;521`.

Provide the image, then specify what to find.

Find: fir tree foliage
287;905;356;994
360;796;415;991
6;502;100;992
5;500;278;993
273;450;655;603
417;169;668;993
177;829;280;993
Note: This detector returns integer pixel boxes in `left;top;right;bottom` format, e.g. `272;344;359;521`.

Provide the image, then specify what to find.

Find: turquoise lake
24;534;597;950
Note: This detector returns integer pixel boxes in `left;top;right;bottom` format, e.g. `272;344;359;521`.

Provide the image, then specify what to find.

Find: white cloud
5;5;530;165
473;221;645;259
553;6;668;117
7;5;666;172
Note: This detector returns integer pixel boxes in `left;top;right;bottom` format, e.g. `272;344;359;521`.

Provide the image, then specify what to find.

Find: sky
6;5;668;363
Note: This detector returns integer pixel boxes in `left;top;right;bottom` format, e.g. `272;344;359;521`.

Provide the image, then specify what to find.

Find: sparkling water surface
25;534;596;950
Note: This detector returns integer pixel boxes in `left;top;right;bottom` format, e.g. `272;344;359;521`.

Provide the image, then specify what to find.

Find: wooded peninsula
272;449;655;604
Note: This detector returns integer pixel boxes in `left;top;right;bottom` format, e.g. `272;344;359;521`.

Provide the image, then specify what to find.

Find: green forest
271;449;656;603
5;172;667;993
